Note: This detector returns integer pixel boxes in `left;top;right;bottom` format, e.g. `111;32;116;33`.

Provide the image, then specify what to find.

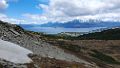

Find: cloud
23;0;120;24
46;0;120;16
0;0;8;10
0;13;40;24
0;0;18;11
0;13;25;24
7;0;18;2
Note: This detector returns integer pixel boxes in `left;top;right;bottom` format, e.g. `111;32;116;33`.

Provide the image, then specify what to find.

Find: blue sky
0;0;120;24
6;0;48;18
0;0;50;24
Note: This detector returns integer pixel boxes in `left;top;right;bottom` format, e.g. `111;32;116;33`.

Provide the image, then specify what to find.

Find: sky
0;0;120;24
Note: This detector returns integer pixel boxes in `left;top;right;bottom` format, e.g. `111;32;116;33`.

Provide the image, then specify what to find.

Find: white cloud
0;0;26;24
0;0;18;11
47;0;120;16
0;0;8;10
76;12;120;22
0;13;25;24
23;0;120;24
0;13;41;24
7;0;18;2
0;0;120;24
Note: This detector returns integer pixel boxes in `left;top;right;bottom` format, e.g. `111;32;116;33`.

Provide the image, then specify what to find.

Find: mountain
1;20;120;68
40;19;120;28
0;20;96;68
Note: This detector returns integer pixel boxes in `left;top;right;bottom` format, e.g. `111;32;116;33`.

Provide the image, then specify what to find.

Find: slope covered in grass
77;28;120;40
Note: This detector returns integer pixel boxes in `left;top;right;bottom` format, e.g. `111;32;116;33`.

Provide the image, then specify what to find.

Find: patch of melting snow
0;39;32;63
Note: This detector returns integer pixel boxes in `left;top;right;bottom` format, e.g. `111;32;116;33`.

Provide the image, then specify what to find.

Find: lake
21;26;106;34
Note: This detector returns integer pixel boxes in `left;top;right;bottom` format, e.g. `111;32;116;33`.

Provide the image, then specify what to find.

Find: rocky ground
0;21;97;67
1;21;120;68
44;39;120;68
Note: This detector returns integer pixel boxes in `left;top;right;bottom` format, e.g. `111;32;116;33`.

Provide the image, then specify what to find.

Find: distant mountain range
40;19;120;28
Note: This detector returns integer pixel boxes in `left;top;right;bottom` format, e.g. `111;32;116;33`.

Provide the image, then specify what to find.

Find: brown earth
43;38;120;68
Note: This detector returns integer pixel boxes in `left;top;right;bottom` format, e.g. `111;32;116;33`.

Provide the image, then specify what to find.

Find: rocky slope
0;21;97;68
44;38;120;68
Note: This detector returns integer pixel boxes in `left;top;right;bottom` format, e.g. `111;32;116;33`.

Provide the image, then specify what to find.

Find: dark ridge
77;28;120;40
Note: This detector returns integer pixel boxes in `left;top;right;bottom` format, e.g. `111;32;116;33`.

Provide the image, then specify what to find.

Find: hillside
78;28;120;40
0;20;120;68
40;31;120;68
0;21;96;68
38;27;120;40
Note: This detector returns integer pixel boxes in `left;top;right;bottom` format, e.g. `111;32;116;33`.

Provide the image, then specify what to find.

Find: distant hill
40;19;120;28
77;28;120;40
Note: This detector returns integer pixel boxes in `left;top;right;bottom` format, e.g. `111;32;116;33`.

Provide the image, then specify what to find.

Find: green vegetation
41;34;63;39
40;28;120;40
77;28;120;40
60;44;82;53
41;34;78;40
0;63;3;68
90;50;120;64
1;20;120;40
27;31;44;35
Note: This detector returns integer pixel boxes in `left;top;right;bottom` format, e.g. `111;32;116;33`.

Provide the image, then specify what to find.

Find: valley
1;0;120;68
0;21;120;68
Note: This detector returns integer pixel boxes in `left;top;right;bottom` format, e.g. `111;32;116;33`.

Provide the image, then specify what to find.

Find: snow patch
0;39;33;63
